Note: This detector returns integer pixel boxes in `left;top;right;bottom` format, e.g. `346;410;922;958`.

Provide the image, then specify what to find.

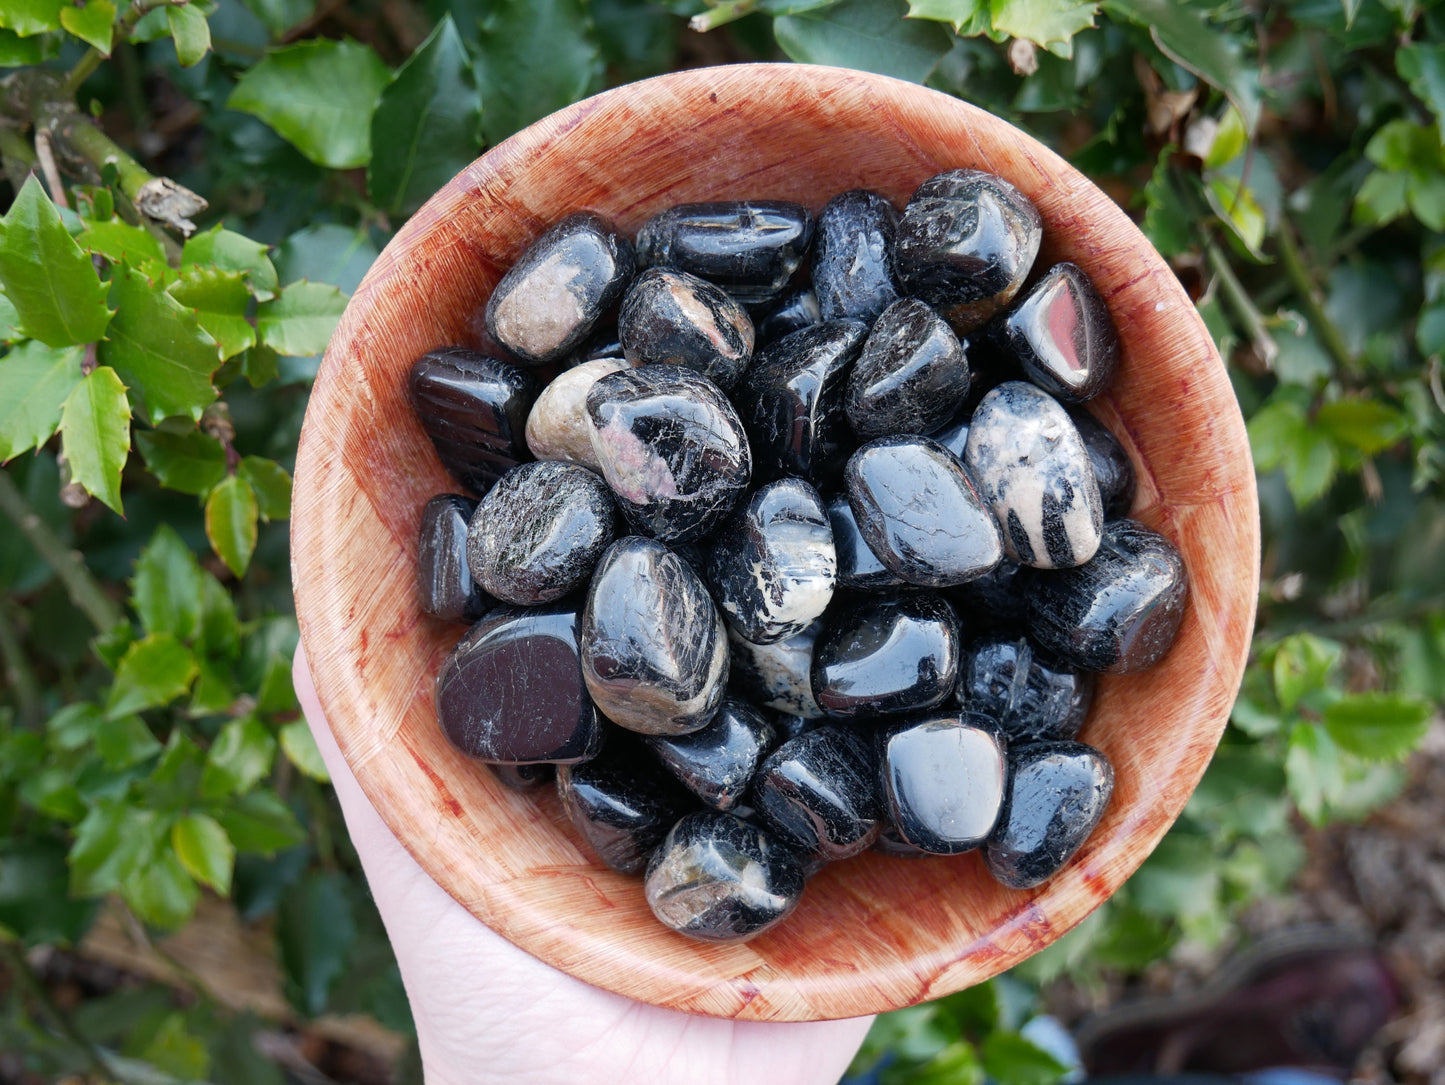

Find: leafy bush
0;0;1439;1079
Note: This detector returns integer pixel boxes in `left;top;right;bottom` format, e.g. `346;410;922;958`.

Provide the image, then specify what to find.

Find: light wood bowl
292;64;1259;1022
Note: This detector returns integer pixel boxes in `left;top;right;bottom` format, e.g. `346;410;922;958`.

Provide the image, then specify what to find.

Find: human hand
293;648;874;1085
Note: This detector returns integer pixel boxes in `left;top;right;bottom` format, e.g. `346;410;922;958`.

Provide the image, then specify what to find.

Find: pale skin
293;648;875;1085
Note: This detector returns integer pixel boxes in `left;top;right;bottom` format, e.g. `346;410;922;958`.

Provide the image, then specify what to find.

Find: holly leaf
94;714;163;769
0;341;82;461
255;281;347;357
58;365;130;514
1398;42;1445;144
990;0;1097;57
238;456;292;521
0;177;112;348
121;849;199;931
213;789;304;853
167;3;210;66
206;475;259;577
131;524;205;641
775;0;954;83
471;0;603;145
202;716;276;799
1315;399;1408;456
279;720;329;782
980;1031;1069;1085
198;573;241;660
1271;633;1341;714
173;813;235;894
106;633;199;718
69;801;162;896
0;0;64;37
182;226;279;301
78;216;168;266
60;0;116;53
168;266;256;361
1323;693;1432;761
906;0;991;34
135;425;228;496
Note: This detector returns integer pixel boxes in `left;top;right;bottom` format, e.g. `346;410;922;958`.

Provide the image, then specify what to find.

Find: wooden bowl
292;63;1259;1022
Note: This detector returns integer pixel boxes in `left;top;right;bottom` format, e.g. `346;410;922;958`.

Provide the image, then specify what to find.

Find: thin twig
0;603;42;729
1205;239;1278;367
32;129;68;209
1276;215;1357;375
63;0;189;97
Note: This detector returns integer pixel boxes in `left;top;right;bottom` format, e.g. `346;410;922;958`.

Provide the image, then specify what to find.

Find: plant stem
0;470;123;634
1205;239;1278;367
689;0;757;32
1277;216;1357;375
0;941;116;1082
0;604;42;729
63;0;187;97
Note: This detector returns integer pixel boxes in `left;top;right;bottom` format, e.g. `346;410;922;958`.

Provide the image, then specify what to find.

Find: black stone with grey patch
958;635;1094;744
619;267;755;391
636;201;814;305
812;189;900;323
846;297;970;439
754;287;821;346
997;262;1117;404
826;493;906;590
728;620;825;719
408;347;538;495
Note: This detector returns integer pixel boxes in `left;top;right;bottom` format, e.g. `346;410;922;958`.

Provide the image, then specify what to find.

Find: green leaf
0;286;24;341
1205;177;1266;258
173;812;235;894
189;659;237;716
255;281;347;357
906;0;990;34
1271;633;1341;714
135;425;227;495
94;714;162;769
989;0;1097;56
775;0;954;83
0;0;63;36
121;849;199;931
198;572;241;659
1419;302;1445;358
279;869;358;1016
0;341;82;461
279;719;330;782
1315;399;1408;455
58;365;130;514
1323;693;1432;761
1355;169;1410;226
1408;171;1445;233
132;524;205;640
47;703;101;752
229;38;391;169
1142;152;1193;258
0;177;112;348
0;839;99;947
213;789;304;853
1285;721;1340;825
77;216;168;266
202;716;276;798
1204;107;1247;169
60;0;116;53
205;474;259;576
182;225;279;301
1129;831;1220;918
146;731;205;808
68;801;162;896
168;266;256;361
472;0;604;145
167;2;210;65
238;456;292;520
980;1031;1069;1085
135;1011;210;1078
1398;42;1445;144
274;223;378;296
0;27;45;61
106;633;199;717
1247;398;1337;506
908;1040;985;1085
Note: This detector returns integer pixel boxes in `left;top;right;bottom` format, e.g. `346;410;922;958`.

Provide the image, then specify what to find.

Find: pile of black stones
409;169;1189;944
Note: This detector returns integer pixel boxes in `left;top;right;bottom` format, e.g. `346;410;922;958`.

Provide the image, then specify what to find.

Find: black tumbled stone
1070;409;1137;519
931;416;970;462
755;288;821;345
958;636;1094;744
647;699;776;811
985;741;1114;889
619;267;755;391
752;725;880;862
876;712;1007;854
637;201;814;304
488;762;554;792
729;621;825;719
417;494;492;622
998;262;1118;404
826;493;906;591
812;594;961;719
812;189;899;323
846;298;969;439
408;347;538;495
948;556;1028;632
557;735;695;874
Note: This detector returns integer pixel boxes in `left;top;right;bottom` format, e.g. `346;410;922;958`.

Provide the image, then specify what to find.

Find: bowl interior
292;63;1259;1022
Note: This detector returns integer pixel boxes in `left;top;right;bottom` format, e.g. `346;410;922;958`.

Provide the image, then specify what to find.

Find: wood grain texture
291;64;1260;1022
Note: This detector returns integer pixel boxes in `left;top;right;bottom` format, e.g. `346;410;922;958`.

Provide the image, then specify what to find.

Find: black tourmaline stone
728;620;825;719
1070;409;1136;519
931;415;970;462
894;169;1043;334
571;325;625;366
752;725;880;862
417;494;492;622
557;735;695;875
1023;519;1188;674
964;382;1103;570
874;825;932;858
949;556;1028;632
997;263;1118;404
581;537;729;735
586;365;752;543
484;212;635;366
771;711;821;745
826;493;905;590
705;479;836;644
408;347;538;495
644;812;805;942
647;699;776;811
488;762;554;791
618;267;755;391
846;436;1003;588
812;594;961;719
958;636;1094;744
846;298;969;439
435;602;602;764
636;201;814;304
734;321;867;485
876;712;1007;854
812;189;900;323
755;288;821;346
985;741;1114;889
465;461;617;606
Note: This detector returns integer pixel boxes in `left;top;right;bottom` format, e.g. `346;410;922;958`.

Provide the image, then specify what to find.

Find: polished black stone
812;189;900;324
1070;409;1136;519
770;712;822;745
1023;519;1188;674
637;201;814;304
984;741;1114;889
752;725;880;862
408;347;538;495
846;435;1003;587
619;267;755;391
417;494;492;622
728;620;825;718
586;365;752;543
998;263;1118;404
644;811;805;942
487;762;554;791
894;169;1042;333
734;321;867;485
847;298;970;439
931;416;970;462
948;556;1028;632
876;711;1007;854
755;288;821;346
874;825;933;858
485;212;635;366
466;461;617;605
826;493;905;590
557;734;695;875
705;479;836;644
958;636;1094;744
964;381;1103;569
812;593;960;719
581;537;729;735
572;325;625;366
647;699;775;811
435;602;602;764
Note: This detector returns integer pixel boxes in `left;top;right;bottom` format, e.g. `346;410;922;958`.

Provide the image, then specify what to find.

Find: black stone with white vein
705;479;835;644
636;201;814;305
812;593;960;719
826;493;906;590
647;699;776;811
581;537;729;735
1070;408;1137;519
957;635;1094;744
754;288;821;346
728;620;825;719
997;262;1118;404
964;382;1103;570
619;267;755;391
752;725;881;862
876;712;1007;854
417;494;492;622
586;366;752;543
408;348;538;495
812;189;900;323
984;741;1114;889
484;212;635;366
846;297;970;440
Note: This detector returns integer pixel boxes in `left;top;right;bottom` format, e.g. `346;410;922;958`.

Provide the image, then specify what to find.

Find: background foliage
0;0;1440;1080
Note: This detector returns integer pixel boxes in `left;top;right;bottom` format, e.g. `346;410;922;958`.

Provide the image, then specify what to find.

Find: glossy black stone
586;365;752;543
752;725;881;862
958;636;1094;744
485;212;635;366
948;556;1029;632
435;602;602;764
846;298;970;439
466;461;617;605
1023;519;1188;674
734;321;867;485
417;494;492;622
637;201;814;305
755;288;821;346
846;436;1003;588
770;712;822;745
894;169;1043;333
488;762;554;792
619;267;755;391
644;811;805;942
572;325;624;366
998;263;1118;404
931;416;970;462
984;741;1114;889
873;825;933;858
647;699;776;811
812;594;961;719
812;189;900;323
557;734;695;874
705;479;836;644
1070;409;1136;519
581;537;729;735
728;620;825;719
408;347;538;495
876;711;1007;854
826;493;905;590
